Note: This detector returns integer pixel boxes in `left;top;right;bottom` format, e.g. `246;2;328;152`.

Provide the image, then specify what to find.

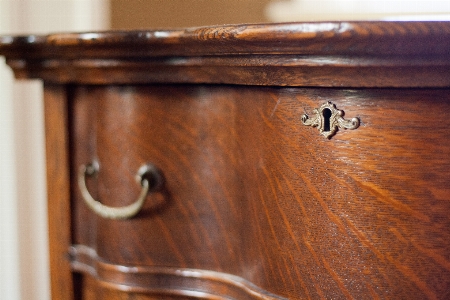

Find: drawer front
70;85;450;299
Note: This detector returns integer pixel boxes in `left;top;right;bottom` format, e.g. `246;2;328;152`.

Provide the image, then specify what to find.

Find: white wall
0;1;109;299
266;0;450;21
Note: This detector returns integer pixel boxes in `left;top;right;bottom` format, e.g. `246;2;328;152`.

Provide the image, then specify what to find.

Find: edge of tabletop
1;21;450;58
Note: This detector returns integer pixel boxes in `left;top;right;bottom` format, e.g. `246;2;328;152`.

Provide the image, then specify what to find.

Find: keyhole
323;108;332;132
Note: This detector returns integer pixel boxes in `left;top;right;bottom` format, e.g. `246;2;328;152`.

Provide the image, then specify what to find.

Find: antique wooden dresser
1;21;450;299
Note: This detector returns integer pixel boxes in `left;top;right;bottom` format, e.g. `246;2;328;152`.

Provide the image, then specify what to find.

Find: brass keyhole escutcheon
322;108;332;132
301;102;360;139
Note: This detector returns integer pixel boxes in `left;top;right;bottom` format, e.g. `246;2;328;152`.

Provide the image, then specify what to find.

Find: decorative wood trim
69;244;285;300
5;55;450;87
2;22;450;57
44;83;74;300
2;21;450;87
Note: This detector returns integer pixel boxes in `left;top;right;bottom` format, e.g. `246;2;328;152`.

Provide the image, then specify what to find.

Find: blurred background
1;0;449;299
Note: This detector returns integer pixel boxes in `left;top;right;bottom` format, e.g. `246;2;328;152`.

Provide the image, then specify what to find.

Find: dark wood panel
70;84;450;299
235;87;450;299
43;84;74;300
70;85;98;249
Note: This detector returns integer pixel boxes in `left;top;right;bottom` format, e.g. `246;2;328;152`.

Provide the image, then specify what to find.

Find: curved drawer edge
69;245;286;300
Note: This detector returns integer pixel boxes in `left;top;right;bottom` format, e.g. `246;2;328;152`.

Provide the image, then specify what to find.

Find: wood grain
3;22;450;57
2;21;450;299
69;244;282;299
68;84;450;299
5;55;450;87
2;21;450;87
43;84;74;299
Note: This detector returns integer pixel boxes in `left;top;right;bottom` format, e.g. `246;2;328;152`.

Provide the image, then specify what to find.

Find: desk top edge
1;21;450;58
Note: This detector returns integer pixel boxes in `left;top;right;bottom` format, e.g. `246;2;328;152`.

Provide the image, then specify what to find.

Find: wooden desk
1;21;450;299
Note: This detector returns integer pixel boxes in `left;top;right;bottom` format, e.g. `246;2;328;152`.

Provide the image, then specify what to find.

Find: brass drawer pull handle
78;162;164;220
301;101;360;139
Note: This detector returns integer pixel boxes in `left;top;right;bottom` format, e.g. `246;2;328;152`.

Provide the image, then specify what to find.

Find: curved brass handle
78;162;163;220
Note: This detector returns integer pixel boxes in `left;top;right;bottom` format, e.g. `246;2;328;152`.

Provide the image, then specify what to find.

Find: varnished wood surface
2;22;450;57
6;55;450;87
2;21;450;299
1;21;450;86
70;244;282;299
43;84;74;300
69;84;450;299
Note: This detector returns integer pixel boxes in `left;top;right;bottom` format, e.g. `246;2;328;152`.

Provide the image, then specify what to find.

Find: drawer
69;84;450;299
